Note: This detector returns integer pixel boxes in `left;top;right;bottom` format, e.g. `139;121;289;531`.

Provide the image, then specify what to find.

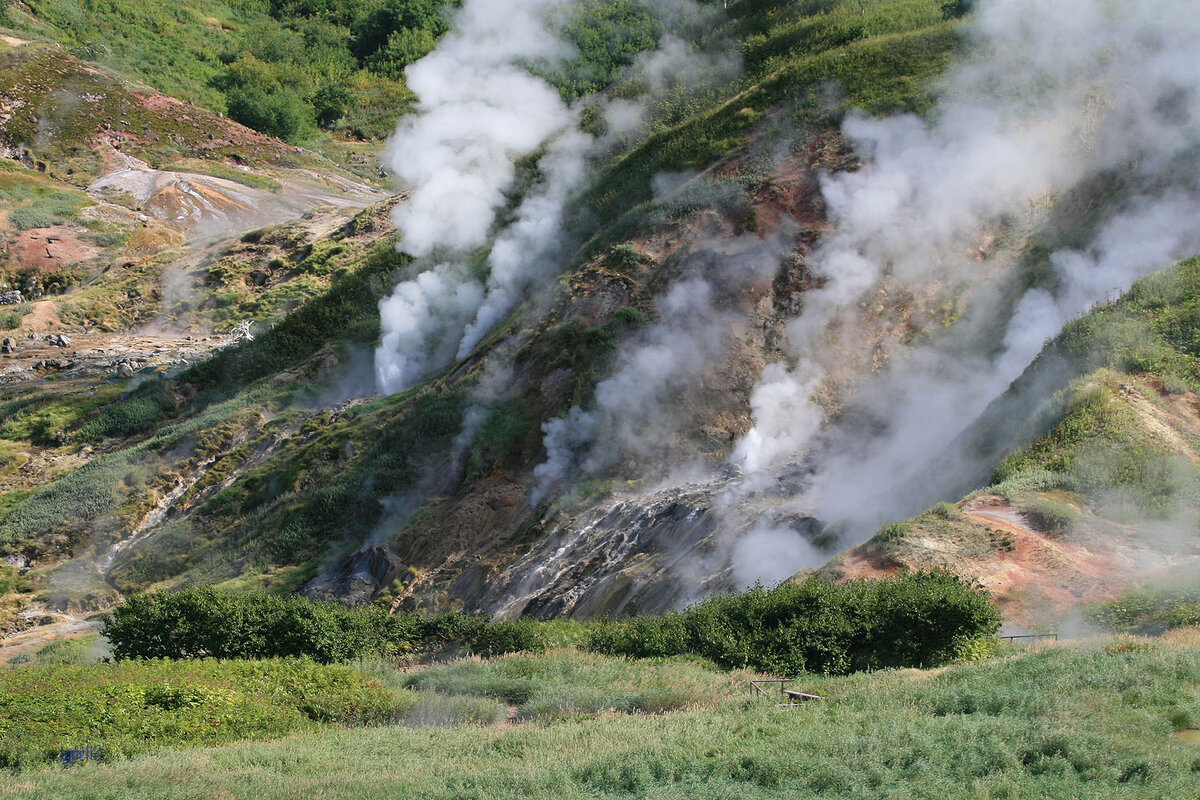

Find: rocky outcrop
0;291;22;305
302;545;409;607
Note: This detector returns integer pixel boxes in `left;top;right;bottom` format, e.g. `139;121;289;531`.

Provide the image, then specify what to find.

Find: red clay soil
963;498;1120;627
5;226;100;273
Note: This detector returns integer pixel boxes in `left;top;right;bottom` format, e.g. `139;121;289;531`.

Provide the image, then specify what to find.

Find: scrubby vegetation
4;0;679;143
102;587;405;662
987;374;1200;519
101;572;998;676
587;571;1000;674
1086;580;1200;636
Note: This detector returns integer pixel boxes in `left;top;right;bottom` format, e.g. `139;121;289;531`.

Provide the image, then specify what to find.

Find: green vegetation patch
102;587;406;663
991;375;1200;518
587;570;999;675
9;643;1200;797
1086;579;1200;636
0;656;414;770
408;649;739;720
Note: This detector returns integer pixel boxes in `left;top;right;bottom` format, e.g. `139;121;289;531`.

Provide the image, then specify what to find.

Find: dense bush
1086;582;1200;635
587;572;1001;675
102;587;410;662
102;590;550;664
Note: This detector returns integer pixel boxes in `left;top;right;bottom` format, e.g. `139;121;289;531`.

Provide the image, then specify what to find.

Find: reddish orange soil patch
5;227;100;273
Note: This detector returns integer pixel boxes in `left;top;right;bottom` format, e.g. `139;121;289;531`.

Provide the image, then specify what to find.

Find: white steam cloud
534;231;790;502
731;0;1200;547
375;0;580;394
385;0;573;258
374;0;730;395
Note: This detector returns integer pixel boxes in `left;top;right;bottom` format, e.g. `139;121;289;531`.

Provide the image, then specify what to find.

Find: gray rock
45;333;70;348
1;338;15;354
2;553;28;569
303;545;408;606
115;362;135;379
0;290;23;305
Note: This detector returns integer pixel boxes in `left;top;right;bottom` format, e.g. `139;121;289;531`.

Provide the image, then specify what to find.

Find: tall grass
6;642;1199;797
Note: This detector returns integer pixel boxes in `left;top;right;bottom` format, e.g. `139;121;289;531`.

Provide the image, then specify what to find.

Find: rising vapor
730;0;1200;552
375;0;578;394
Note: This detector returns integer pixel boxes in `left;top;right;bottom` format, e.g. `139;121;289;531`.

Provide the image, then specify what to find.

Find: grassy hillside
0;0;969;616
3;636;1200;797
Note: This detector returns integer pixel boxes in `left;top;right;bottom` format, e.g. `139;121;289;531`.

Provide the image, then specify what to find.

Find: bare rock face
115;361;137;378
0;290;23;305
302;545;408;607
45;333;70;348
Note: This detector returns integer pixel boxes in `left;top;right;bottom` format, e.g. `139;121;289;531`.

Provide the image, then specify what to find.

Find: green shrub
587;572;1000;675
469;619;550;658
1086;582;1200;635
931;501;961;520
1159;373;1192;395
102;588;408;663
872;520;913;543
1023;497;1077;535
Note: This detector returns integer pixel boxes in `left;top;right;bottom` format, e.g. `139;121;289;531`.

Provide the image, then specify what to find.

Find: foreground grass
0;657;414;770
406;650;745;720
4;640;1200;798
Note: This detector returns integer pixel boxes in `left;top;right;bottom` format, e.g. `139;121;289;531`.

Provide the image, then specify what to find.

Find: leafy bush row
104;572;998;676
587;572;1000;675
102;588;551;663
102;588;407;663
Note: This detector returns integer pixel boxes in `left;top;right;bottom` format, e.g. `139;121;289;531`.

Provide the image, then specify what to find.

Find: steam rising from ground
375;0;578;394
534;231;791;501
732;0;1200;550
375;0;730;395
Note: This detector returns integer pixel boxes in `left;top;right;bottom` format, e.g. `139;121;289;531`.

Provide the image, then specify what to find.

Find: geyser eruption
374;0;581;394
731;0;1200;548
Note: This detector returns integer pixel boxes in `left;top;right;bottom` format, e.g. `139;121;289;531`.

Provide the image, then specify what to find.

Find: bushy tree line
102;588;406;662
213;0;673;142
104;571;998;674
102;588;551;663
586;572;1001;675
210;0;458;142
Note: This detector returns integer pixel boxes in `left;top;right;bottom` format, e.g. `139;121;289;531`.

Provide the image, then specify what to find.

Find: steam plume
732;0;1200;548
375;0;737;395
375;0;578;394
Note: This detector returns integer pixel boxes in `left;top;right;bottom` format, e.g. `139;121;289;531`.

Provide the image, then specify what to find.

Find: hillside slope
2;0;1200;641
